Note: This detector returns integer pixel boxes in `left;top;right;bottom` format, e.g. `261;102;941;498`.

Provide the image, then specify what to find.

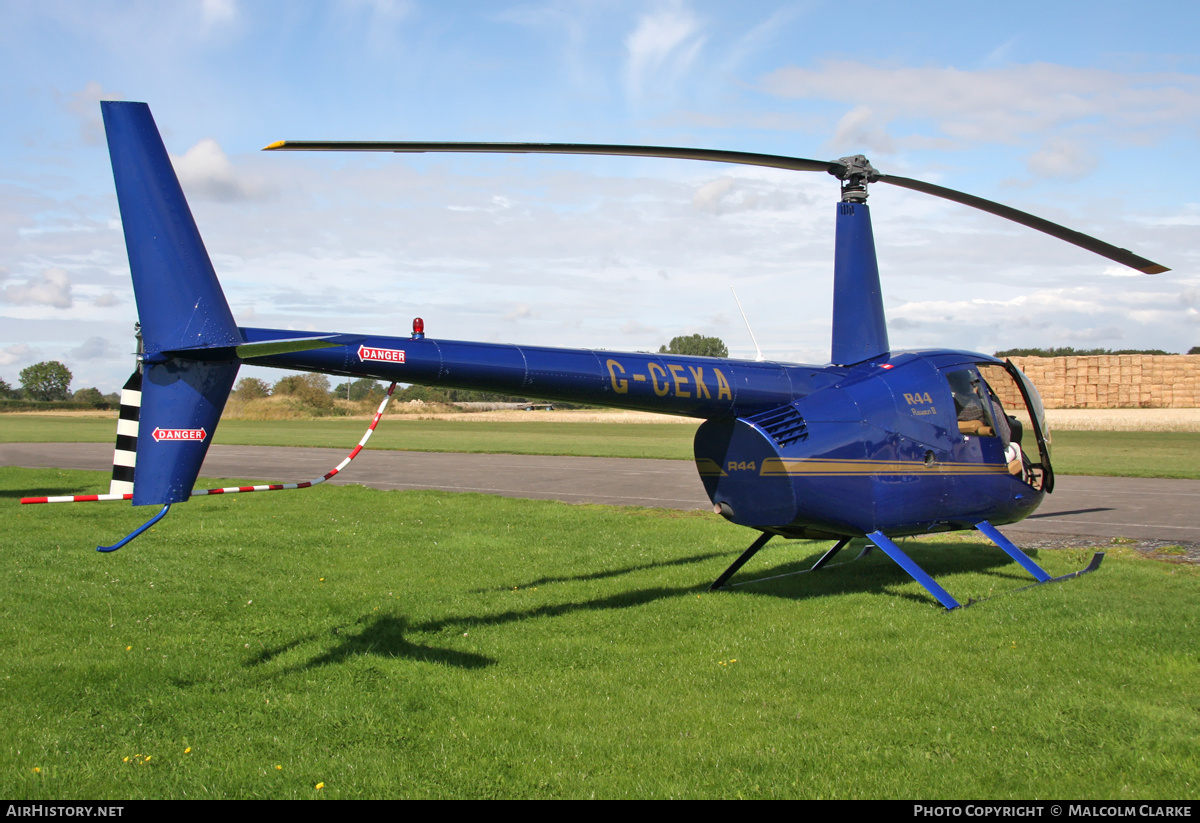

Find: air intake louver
746;403;808;448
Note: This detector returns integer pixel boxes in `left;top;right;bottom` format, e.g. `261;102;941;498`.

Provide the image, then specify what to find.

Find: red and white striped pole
21;382;398;505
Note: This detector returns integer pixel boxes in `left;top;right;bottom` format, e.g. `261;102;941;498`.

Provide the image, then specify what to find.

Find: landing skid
866;523;1104;610
708;523;1103;608
708;534;866;591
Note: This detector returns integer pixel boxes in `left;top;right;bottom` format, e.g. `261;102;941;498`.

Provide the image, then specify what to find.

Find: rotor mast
829;155;889;365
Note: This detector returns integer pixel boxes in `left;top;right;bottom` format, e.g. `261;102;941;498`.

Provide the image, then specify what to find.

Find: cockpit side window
946;369;1000;438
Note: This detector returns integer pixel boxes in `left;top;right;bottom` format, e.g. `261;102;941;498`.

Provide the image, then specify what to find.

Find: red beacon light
412;317;425;340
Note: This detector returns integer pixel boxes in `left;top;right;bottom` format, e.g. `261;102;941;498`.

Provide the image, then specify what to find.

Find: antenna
731;286;765;362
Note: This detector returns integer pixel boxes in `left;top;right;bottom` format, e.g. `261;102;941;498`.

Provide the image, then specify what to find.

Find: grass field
0;414;695;460
2;467;1197;799
3;413;1199;478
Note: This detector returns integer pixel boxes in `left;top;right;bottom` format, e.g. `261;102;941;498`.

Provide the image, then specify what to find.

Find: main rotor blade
879;174;1169;274
263;140;844;176
264;140;1168;274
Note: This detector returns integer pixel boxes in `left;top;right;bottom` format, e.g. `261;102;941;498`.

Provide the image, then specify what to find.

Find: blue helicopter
71;102;1170;608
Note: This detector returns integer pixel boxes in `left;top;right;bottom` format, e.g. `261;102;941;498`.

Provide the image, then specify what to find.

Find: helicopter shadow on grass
246;550;728;669
245;583;708;676
0;476;101;500
725;538;1066;607
413;582;713;635
247;614;496;675
243;539;1065;675
412;538;1045;633
0;486;85;500
471;550;731;592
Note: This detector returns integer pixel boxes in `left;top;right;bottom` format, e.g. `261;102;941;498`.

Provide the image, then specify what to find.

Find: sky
1;0;1198;394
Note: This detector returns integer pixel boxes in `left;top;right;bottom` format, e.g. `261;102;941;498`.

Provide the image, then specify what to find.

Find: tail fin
102;102;241;505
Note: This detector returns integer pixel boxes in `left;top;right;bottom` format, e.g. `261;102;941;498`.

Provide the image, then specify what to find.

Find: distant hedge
994;347;1173;357
0;399;112;412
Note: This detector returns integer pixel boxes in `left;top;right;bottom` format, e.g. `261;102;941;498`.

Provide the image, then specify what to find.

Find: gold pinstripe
758;458;1008;477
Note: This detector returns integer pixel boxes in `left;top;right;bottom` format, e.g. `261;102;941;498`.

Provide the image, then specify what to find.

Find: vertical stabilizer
101;101;242;355
830;202;889;365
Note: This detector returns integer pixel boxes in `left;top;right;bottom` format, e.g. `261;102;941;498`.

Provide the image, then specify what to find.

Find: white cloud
620;319;660;337
983;37;1019;68
1136;205;1200;227
0;344;32;367
761;61;1200;152
624;1;706;103
62;81;123;146
1100;266;1144;278
172;138;265;202
201;0;238;28
67;337;113;360
337;0;416;53
1025;138;1097;180
690;174;808;216
692;177;735;213
713;6;800;79
94;292;120;307
504;303;534;322
1069;325;1125;343
2;268;73;308
341;0;413;22
831;106;896;156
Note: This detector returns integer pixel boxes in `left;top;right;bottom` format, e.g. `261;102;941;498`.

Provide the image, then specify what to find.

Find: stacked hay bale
1001;355;1200;408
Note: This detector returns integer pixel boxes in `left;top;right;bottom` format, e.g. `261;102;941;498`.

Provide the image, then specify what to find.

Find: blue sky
2;0;1197;393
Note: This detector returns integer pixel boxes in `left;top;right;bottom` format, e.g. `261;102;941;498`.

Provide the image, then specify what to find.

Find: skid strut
709;535;857;591
866;531;962;609
709;532;774;591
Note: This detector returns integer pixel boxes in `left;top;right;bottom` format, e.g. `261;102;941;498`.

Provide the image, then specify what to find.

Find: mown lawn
3;467;1196;799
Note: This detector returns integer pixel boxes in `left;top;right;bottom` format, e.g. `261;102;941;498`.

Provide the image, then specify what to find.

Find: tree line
232;374;583;410
995;347;1200;357
0;361;116;407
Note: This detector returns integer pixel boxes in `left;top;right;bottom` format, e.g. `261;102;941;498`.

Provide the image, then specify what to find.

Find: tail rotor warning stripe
109;370;142;495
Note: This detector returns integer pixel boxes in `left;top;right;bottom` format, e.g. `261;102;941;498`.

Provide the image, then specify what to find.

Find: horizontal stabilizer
161;336;341;362
236;336;340;359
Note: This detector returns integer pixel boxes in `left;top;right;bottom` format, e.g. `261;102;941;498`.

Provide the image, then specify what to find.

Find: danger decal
358;345;405;363
152;427;207;442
